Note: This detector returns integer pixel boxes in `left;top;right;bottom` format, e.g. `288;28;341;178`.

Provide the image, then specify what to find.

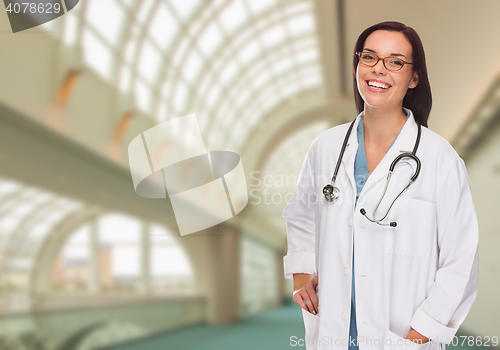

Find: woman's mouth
365;80;392;93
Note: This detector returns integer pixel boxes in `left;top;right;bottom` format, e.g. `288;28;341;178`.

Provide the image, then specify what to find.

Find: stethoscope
322;116;422;227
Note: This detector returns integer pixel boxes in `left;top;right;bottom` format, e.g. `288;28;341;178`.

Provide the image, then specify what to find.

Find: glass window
219;0;248;33
287;14;315;37
198;22;223;58
183;52;203;85
135;79;152;113
98;214;141;291
138;40;162;85
148;3;178;52
150;224;194;293
82;29;113;80
169;0;201;21
52;224;90;292
86;0;125;46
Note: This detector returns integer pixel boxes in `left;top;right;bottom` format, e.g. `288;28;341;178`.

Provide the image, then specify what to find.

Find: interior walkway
106;302;487;350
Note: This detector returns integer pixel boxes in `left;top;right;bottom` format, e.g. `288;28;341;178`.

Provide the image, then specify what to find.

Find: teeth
368;81;390;89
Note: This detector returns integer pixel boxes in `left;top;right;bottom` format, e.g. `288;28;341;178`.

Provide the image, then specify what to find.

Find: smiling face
355;30;418;112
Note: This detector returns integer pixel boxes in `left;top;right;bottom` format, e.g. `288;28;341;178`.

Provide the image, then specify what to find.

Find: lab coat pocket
302;308;320;350
384;330;432;350
384;197;436;259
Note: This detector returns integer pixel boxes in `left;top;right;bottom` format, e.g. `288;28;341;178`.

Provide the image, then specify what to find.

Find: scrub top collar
340;107;419;196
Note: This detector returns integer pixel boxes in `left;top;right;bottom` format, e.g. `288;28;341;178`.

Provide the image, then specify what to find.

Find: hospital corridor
0;0;499;349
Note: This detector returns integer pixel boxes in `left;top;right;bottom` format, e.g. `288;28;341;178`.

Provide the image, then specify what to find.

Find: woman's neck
363;105;407;146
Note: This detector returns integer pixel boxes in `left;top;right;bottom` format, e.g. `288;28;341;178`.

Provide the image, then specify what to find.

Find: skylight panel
297;64;321;79
135;79;152;113
86;0;124;46
301;75;322;89
173;82;188;112
283;0;312;17
287;14;315;37
124;39;138;64
148;3;178;52
182;52;203;85
247;0;278;16
169;0;201;22
198;22;223;58
233;88;252;111
219;0;248;33
238;40;260;66
120;0;137;9
82;29;113;81
295;49;318;64
261;24;287;50
137;0;155;25
257;92;280;115
280;82;301;100
10;202;39;216
63;11;78;45
205;84;222;110
0;179;20;198
171;38;190;67
219;60;238;86
251;70;272;90
0;216;21;233
138;40;162;85
161;81;171;99
156;103;167;122
272;57;294;76
30;222;54;240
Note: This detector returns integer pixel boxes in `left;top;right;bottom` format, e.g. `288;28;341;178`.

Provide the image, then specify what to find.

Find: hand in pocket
293;274;319;315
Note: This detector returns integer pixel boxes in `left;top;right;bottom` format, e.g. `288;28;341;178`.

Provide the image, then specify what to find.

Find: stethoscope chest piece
322;112;422;227
323;184;340;202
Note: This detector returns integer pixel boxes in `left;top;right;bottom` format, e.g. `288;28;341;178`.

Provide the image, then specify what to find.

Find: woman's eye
362;54;375;60
390;60;404;66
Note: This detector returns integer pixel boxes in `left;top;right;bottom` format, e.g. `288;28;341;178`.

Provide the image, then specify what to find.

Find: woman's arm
282;139;318;280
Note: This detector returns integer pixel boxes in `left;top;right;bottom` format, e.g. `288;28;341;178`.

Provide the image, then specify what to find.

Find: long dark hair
352;21;432;127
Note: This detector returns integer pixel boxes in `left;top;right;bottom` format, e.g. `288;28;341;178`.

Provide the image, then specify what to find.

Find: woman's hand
292;273;319;315
405;328;430;344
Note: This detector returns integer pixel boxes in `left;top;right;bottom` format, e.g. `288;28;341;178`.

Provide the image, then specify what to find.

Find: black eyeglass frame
355;51;414;71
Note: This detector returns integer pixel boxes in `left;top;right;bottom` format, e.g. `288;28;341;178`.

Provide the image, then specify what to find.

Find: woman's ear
409;72;419;88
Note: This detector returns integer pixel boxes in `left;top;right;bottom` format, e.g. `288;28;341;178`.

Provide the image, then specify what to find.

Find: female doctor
282;21;479;350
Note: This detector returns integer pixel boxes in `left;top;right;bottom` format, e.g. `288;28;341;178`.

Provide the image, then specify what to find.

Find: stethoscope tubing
323;115;422;226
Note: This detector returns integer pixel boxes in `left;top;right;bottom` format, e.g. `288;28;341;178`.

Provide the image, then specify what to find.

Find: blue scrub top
349;110;409;350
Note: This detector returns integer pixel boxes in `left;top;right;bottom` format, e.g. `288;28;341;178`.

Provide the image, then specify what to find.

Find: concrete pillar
204;224;241;324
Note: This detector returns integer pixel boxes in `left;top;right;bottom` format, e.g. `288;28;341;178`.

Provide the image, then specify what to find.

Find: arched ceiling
57;0;325;156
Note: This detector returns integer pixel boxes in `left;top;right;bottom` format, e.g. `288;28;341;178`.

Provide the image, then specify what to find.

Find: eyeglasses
356;51;413;71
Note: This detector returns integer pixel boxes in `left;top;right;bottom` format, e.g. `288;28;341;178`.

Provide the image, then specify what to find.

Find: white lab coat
282;108;479;350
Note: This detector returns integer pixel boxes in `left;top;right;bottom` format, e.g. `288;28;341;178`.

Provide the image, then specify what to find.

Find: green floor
105;302;488;350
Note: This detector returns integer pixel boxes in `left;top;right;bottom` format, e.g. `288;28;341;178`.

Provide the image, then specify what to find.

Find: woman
282;21;479;350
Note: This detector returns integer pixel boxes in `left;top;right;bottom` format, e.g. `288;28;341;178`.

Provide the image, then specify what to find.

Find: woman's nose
372;59;387;74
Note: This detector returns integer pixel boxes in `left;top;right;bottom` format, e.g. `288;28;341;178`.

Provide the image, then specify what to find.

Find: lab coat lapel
361;108;419;195
340;113;362;195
